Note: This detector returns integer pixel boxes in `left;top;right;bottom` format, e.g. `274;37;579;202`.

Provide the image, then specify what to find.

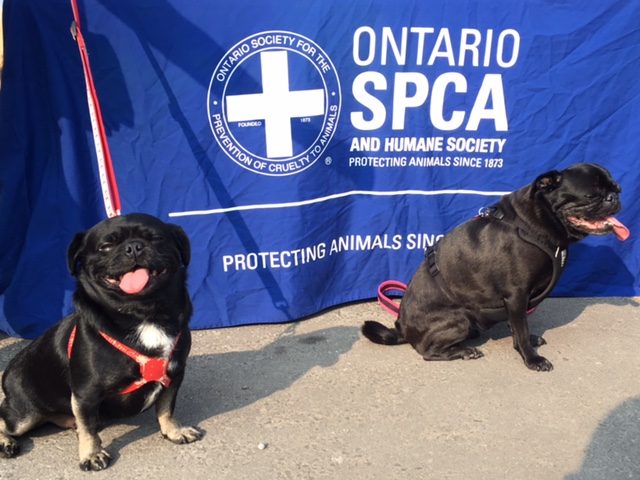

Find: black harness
426;205;567;320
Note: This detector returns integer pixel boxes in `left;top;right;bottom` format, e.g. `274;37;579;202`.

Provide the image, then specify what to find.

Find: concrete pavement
1;297;639;479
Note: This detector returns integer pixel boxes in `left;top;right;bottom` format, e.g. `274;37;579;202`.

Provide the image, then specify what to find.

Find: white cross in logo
226;50;325;159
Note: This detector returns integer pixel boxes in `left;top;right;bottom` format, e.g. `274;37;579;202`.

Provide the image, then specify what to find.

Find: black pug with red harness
0;213;202;470
362;163;629;371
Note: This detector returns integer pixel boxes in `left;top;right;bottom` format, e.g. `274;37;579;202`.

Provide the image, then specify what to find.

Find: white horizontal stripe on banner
168;189;510;217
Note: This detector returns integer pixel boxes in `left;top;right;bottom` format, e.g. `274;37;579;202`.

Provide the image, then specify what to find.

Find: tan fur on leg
70;395;111;471
0;418;20;458
156;389;203;444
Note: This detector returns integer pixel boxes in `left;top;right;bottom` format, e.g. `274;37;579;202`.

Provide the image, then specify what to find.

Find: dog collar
478;206;567;258
67;326;181;395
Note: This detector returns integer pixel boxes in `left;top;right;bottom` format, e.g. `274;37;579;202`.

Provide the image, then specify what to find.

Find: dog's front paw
526;355;553;372
163;426;204;445
0;436;20;458
79;449;112;471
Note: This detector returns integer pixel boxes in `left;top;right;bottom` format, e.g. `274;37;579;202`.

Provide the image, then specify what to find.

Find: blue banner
1;0;638;337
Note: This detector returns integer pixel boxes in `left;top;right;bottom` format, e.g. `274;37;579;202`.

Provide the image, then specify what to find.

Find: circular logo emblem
208;31;341;176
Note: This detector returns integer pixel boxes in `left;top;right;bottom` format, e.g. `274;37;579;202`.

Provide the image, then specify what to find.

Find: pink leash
377;279;536;317
377;280;407;317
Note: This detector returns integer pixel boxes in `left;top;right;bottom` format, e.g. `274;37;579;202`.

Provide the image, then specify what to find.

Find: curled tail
361;321;407;345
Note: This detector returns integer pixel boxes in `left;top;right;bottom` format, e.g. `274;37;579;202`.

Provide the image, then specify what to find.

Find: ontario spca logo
208;31;341;176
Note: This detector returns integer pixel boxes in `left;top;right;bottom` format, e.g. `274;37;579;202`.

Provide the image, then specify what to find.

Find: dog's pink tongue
119;268;150;294
608;216;630;241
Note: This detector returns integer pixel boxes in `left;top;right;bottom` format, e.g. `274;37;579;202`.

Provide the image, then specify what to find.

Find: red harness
67;326;180;395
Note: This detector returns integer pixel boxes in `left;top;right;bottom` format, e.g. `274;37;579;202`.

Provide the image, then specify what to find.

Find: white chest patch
136;323;174;356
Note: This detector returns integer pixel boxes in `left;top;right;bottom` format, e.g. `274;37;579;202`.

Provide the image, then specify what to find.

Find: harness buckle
426;246;439;277
478;206;492;217
478;206;504;220
140;357;171;386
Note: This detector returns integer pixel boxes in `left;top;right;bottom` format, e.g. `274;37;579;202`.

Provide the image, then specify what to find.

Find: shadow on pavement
565;396;640;480
477;296;639;343
105;325;360;457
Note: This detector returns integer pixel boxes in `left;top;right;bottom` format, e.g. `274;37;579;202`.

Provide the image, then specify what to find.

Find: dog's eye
151;235;166;242
98;243;114;252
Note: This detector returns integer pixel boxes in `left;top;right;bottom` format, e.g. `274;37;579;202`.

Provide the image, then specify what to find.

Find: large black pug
363;163;629;371
0;213;202;470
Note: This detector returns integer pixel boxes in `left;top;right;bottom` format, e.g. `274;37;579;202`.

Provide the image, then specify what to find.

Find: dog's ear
534;170;563;192
170;225;191;267
67;232;87;276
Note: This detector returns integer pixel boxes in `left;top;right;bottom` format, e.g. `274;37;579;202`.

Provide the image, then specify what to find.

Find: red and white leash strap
377;280;407;317
70;0;121;218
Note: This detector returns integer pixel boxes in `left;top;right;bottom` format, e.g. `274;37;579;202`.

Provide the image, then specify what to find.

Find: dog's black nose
124;241;144;258
605;192;618;203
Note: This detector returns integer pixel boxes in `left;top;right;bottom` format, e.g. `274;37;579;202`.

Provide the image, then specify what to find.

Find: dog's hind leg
422;345;484;361
47;414;77;430
0;414;20;458
413;311;484;361
0;400;45;458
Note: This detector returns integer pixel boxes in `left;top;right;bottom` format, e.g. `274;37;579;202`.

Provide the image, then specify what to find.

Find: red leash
70;0;121;218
